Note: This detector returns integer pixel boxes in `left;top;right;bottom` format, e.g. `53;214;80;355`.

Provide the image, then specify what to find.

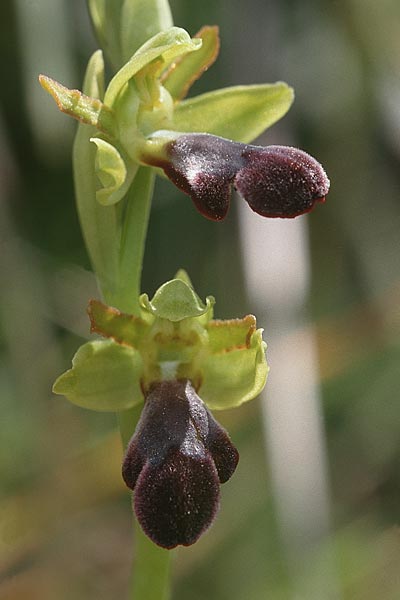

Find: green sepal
119;0;174;67
88;0;124;70
162;25;220;101
140;278;215;322
90;137;138;205
88;0;173;70
104;27;202;107
171;82;294;143
38;74;116;137
173;268;194;287
88;299;150;347
200;329;268;410
53;340;144;411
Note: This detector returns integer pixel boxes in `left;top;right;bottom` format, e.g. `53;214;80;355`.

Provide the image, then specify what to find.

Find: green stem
104;167;171;600
132;521;172;600
110;166;155;314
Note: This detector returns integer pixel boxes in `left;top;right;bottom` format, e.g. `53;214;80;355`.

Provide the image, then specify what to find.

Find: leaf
140;278;214;322
90;138;138;206
171;82;294;143
53;340;144;411
88;300;149;346
104;27;202;107
200;329;268;410
38;75;116;136
162;26;220;101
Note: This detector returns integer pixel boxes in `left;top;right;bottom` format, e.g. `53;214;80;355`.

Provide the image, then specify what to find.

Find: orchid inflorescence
44;5;329;550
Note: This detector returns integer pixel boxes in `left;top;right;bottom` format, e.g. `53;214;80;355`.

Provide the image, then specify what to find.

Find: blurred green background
1;1;400;598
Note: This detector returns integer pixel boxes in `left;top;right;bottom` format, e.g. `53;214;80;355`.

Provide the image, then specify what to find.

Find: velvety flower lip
122;379;239;549
144;133;330;221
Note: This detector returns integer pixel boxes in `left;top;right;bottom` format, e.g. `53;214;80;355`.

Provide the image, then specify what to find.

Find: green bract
53;274;268;412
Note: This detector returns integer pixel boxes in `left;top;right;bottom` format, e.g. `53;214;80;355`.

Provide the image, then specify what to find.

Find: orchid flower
53;273;267;548
39;26;328;222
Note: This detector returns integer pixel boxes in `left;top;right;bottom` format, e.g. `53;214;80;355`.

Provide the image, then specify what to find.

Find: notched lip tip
146;531;204;550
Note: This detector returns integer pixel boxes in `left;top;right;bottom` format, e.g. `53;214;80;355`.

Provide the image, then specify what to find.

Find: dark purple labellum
144;133;329;221
235;145;328;218
122;379;239;549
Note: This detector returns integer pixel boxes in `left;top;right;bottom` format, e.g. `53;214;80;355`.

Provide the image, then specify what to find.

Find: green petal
90;137;138;206
88;299;150;346
140;278;214;322
104;27;202;107
206;315;256;353
171;82;294;143
53;340;144;411
162;25;220;101
200;329;268;410
38;75;116;136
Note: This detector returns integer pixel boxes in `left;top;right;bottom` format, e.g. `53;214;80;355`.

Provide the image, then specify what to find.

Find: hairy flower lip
133;448;220;549
122;379;239;549
141;133;329;221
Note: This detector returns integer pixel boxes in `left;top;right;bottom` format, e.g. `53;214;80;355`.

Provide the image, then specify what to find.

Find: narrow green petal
88;300;150;346
162;25;220;101
53;340;144;411
172;83;294;143
207;315;256;353
140;278;214;322
105;27;202;107
90;137;138;206
200;330;268;410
